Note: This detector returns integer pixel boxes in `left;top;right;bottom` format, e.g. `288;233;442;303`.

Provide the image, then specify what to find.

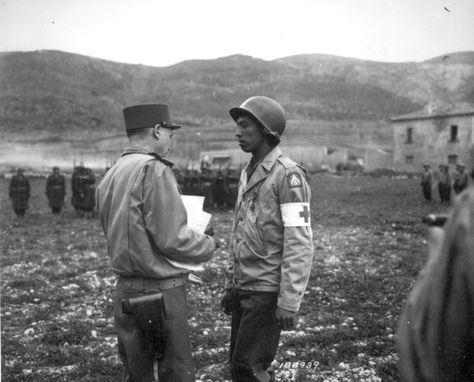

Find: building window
405;127;413;144
405;155;414;164
449;125;458;142
448;154;458;165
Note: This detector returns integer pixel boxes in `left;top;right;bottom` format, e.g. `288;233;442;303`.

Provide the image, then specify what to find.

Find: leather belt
119;276;186;292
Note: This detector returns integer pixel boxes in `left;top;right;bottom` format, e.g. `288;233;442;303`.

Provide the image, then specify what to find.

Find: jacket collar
241;146;281;195
122;145;174;168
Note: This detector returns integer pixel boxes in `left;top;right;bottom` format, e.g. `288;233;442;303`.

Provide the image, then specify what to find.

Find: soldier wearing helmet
453;163;468;195
221;96;314;382
420;164;433;202
46;166;66;214
437;164;452;204
9;167;30;217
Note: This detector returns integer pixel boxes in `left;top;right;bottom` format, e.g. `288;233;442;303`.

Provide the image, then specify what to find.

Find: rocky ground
0;174;450;381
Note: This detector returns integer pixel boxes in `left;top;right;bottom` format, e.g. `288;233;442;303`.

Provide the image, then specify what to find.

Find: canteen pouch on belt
122;293;165;331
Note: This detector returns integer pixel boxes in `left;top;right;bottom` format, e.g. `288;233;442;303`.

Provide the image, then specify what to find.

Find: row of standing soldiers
174;167;239;209
8;166;96;217
421;163;472;203
8;165;238;217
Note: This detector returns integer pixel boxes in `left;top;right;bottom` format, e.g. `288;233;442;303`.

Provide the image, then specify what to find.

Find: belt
119;276;186;292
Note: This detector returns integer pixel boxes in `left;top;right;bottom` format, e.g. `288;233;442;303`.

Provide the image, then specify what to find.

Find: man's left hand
275;306;297;330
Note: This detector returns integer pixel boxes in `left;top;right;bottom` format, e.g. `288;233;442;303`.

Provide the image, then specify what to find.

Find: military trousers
114;278;195;382
438;184;451;202
421;183;432;201
230;289;281;382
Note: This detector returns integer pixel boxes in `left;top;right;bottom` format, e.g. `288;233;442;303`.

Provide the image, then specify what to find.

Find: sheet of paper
180;195;211;233
165;195;212;272
181;195;204;215
187;211;212;233
166;259;205;272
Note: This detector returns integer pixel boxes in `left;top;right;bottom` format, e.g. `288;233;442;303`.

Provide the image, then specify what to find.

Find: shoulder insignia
287;171;303;188
278;156;309;184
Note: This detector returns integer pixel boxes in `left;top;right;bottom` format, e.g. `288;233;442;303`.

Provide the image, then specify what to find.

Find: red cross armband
280;202;311;227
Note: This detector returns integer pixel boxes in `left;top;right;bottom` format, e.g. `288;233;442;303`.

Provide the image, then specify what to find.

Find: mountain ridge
1;49;473;143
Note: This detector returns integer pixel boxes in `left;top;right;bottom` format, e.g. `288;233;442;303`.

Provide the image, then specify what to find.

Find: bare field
1;174;450;381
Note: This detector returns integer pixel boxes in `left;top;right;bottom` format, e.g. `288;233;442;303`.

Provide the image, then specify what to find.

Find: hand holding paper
165;195;214;272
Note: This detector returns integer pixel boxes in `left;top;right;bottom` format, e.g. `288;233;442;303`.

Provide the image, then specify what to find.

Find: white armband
280;202;311;227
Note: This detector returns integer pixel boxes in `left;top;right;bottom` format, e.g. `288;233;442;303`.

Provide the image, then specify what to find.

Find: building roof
389;103;474;122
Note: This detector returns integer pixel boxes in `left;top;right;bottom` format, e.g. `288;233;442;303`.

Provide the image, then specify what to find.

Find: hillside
0;49;473;168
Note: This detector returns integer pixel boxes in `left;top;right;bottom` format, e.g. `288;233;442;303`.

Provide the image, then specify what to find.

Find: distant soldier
9;168;30;217
420;164;433;202
188;169;201;195
452;163;468;195
71;164;96;216
46;166;66;214
182;168;191;194
212;169;229;208
200;155;211;173
201;166;214;210
437;164;451;203
226;168;239;208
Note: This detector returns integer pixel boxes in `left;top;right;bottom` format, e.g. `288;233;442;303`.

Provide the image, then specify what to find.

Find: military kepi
123;104;181;131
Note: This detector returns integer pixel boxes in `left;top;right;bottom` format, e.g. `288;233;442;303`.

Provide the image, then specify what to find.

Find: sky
1;0;474;67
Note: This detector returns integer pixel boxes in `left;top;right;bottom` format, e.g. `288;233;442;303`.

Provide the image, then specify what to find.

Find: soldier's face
235;115;265;153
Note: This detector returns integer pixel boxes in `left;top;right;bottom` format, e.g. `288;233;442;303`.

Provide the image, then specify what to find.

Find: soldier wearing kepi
221;96;314;382
46;166;66;214
96;104;217;382
9;167;30;217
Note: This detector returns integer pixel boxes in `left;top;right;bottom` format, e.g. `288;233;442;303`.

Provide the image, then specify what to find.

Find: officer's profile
96;103;217;382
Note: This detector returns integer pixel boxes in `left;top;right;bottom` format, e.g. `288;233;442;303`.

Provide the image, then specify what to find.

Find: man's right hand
204;224;214;237
220;289;233;315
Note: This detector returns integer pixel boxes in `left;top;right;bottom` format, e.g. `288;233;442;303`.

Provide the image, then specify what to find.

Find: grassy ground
0;174;450;381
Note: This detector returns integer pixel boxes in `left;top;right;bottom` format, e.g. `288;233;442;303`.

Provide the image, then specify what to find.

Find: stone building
390;105;474;172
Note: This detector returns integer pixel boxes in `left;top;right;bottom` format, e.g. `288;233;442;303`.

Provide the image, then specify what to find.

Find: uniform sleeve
142;161;216;264
277;165;314;312
398;188;474;381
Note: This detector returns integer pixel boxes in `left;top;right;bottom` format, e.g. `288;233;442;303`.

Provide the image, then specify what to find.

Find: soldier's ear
153;124;160;139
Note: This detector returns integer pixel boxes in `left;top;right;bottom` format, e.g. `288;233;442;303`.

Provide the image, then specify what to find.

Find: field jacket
225;146;314;312
96;145;215;280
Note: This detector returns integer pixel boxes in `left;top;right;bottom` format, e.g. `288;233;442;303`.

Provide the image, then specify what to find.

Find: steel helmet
229;96;286;141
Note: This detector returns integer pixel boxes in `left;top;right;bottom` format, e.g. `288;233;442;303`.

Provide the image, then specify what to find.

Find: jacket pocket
242;196;267;257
